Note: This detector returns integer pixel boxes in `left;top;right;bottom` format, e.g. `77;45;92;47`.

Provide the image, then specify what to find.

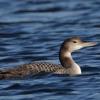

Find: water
0;0;100;100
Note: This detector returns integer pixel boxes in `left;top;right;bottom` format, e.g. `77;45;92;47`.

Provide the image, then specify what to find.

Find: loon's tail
0;68;33;79
0;68;37;79
0;70;20;79
0;71;10;79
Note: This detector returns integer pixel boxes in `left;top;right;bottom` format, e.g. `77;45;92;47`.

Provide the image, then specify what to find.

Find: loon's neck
59;47;81;75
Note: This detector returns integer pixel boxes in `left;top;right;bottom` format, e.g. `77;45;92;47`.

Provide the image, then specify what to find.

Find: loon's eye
73;41;77;43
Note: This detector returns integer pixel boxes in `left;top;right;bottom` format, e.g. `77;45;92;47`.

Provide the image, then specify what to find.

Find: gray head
59;37;96;74
60;37;96;53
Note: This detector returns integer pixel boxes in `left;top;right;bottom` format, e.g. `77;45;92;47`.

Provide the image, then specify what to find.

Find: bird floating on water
0;37;96;79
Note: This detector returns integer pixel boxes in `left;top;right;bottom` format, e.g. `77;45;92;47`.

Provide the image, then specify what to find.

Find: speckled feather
0;62;67;79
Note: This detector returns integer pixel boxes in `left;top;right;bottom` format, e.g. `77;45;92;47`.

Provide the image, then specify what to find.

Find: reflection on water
0;0;100;100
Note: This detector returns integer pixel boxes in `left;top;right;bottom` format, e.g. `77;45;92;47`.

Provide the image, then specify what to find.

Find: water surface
0;0;100;100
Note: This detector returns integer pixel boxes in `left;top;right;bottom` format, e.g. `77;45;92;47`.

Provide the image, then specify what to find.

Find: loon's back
0;62;66;79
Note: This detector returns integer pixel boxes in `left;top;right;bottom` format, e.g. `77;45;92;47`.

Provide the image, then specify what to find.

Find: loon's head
59;37;97;75
61;37;96;53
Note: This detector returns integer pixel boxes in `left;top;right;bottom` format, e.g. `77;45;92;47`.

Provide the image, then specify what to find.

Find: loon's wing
0;62;63;79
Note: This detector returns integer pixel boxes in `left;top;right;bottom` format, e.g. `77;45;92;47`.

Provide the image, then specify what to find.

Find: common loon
0;37;96;79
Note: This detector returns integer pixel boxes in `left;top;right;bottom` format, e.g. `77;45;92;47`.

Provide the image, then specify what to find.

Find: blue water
0;0;100;100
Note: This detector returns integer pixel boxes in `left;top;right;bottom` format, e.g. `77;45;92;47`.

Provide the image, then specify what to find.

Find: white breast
67;63;82;75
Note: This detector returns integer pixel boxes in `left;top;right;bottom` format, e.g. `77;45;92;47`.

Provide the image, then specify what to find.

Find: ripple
0;0;100;100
